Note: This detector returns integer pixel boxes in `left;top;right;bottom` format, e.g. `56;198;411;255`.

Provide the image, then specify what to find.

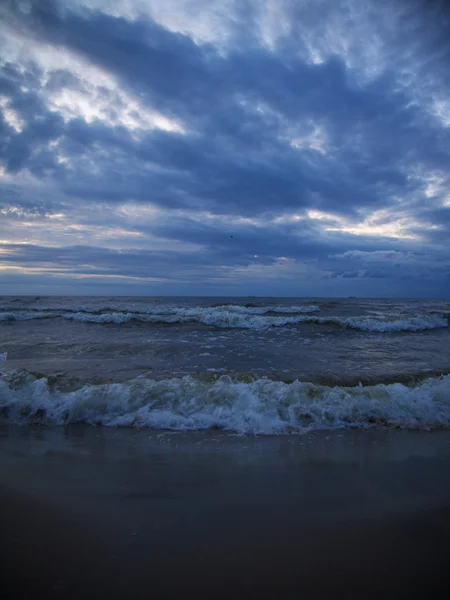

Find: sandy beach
1;426;450;598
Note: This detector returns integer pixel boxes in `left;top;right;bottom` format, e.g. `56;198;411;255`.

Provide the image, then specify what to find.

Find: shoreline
2;427;450;597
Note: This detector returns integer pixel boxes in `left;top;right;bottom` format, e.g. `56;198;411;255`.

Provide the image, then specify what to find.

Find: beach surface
1;426;450;598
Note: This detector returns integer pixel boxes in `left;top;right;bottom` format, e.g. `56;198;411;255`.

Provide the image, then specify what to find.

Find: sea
1;295;449;434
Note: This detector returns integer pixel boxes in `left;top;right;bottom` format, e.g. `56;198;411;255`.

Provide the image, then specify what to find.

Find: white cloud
334;250;417;262
304;208;422;240
0;97;24;132
1;18;185;135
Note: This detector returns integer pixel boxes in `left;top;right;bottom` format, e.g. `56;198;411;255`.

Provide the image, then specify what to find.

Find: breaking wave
0;303;320;315
318;314;448;332
0;307;447;331
1;370;450;434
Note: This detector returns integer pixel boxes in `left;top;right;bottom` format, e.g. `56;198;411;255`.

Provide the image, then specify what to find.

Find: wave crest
1;372;450;434
0;308;447;331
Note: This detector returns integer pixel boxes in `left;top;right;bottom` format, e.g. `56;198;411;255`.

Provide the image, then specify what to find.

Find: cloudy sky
1;0;450;297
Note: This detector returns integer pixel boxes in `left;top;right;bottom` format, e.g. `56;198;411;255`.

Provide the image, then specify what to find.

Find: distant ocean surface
1;296;450;434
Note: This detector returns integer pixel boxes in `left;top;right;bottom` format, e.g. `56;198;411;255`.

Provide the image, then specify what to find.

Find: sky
1;0;450;297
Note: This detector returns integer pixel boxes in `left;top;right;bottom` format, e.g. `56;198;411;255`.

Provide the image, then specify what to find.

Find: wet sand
1;426;450;598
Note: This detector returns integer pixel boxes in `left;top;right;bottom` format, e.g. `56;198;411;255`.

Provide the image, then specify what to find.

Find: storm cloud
1;0;450;296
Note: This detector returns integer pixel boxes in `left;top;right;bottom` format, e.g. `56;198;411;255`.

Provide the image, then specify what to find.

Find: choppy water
1;296;449;434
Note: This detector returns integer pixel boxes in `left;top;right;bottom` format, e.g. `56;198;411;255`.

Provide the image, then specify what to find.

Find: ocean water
1;296;449;434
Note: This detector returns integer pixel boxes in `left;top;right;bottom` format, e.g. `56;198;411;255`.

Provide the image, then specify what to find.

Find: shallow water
1;295;449;382
1;296;450;433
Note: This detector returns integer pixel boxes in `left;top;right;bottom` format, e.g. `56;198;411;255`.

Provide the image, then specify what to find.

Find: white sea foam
0;303;320;315
315;314;448;332
0;308;447;331
59;311;449;331
1;373;450;434
267;305;320;313
61;312;136;324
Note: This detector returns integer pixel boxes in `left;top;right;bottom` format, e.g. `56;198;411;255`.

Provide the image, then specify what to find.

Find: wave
0;303;320;315
0;308;447;331
315;314;448;332
60;311;313;328
0;311;57;322
1;371;450;434
0;304;322;328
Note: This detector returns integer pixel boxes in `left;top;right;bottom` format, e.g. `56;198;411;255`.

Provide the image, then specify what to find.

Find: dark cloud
1;0;450;294
0;62;65;174
0;242;251;282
